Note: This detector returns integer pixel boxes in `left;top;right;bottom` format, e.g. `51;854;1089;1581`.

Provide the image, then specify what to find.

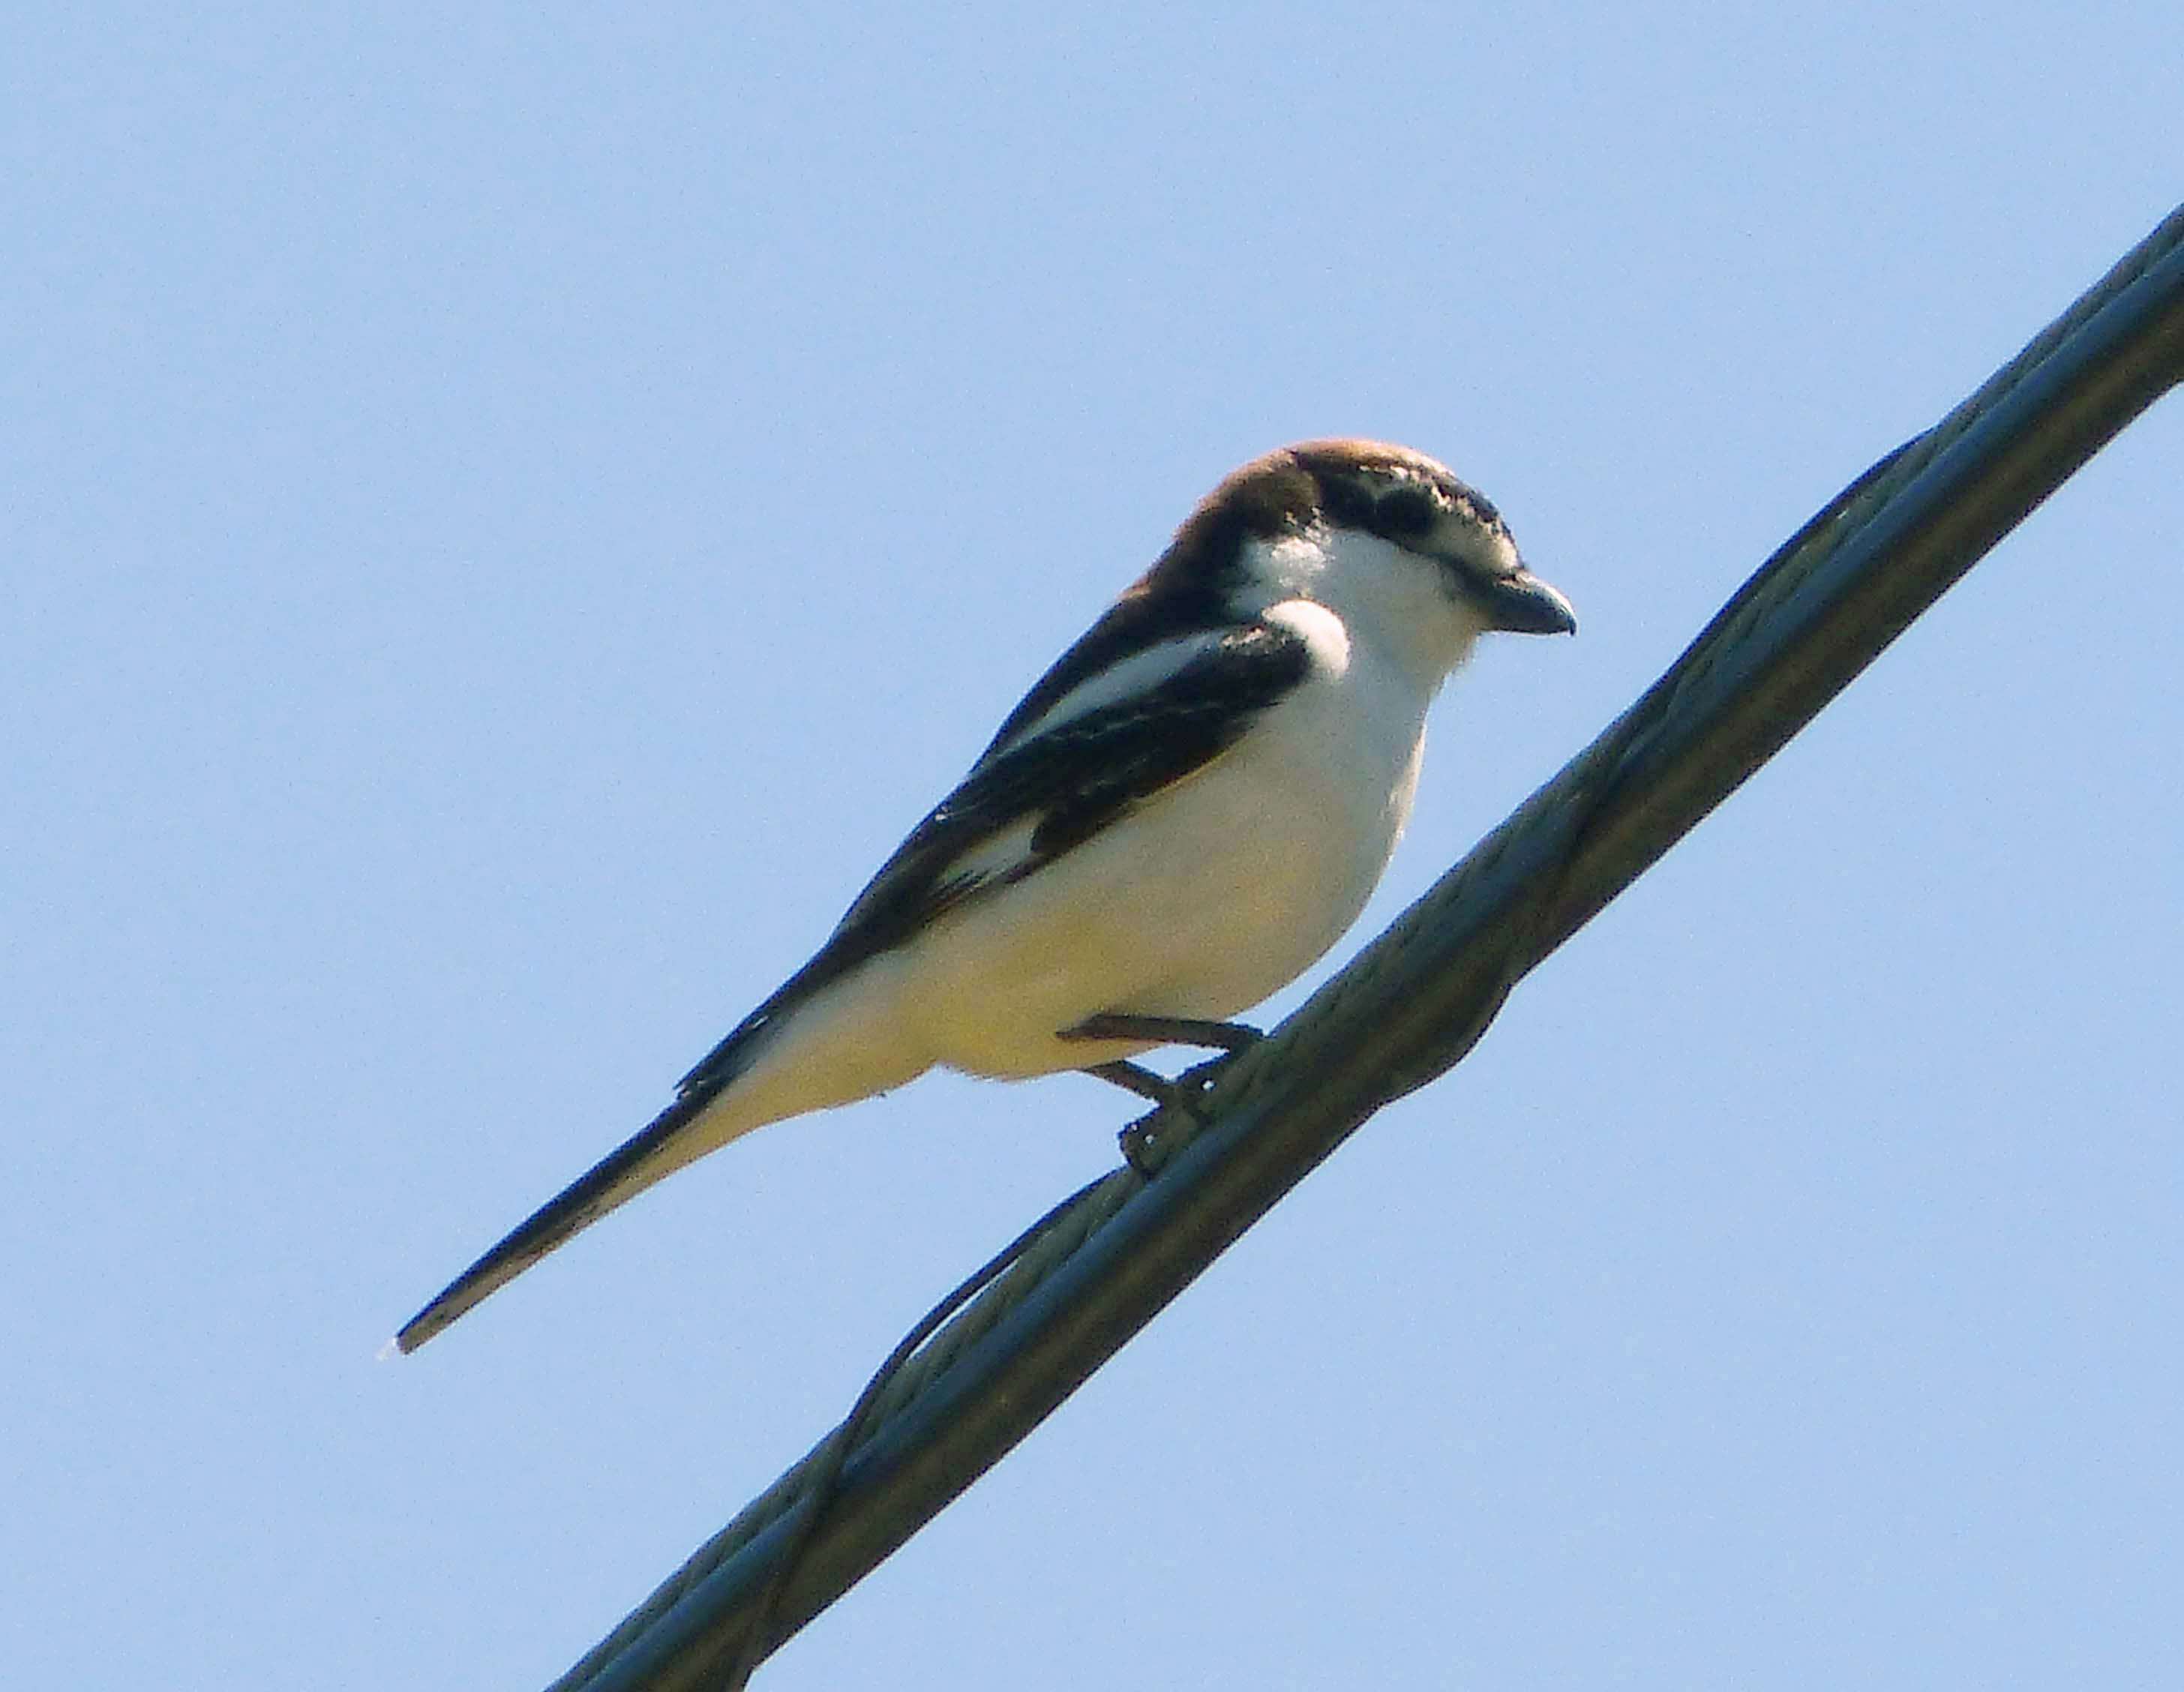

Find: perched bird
392;440;1575;1353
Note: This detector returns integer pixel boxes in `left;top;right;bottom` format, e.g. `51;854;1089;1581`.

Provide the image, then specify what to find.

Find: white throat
1237;527;1489;695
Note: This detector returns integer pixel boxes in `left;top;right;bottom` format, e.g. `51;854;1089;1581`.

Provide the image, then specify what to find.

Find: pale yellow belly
902;698;1424;1078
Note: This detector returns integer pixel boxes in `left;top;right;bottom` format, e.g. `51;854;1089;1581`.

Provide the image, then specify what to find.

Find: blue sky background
5;6;2180;1688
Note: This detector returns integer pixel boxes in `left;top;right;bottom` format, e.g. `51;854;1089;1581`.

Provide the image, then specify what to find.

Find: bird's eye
1376;482;1438;535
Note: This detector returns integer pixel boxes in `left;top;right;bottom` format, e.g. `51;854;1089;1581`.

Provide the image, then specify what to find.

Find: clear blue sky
5;6;2180;1688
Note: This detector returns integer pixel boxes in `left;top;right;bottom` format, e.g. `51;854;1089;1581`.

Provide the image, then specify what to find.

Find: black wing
672;619;1311;1102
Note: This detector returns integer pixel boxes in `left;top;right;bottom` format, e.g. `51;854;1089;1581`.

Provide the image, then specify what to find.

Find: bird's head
1138;439;1576;687
1278;440;1576;638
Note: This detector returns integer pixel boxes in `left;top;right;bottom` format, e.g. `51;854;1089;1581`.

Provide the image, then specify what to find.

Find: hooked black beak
1474;566;1578;636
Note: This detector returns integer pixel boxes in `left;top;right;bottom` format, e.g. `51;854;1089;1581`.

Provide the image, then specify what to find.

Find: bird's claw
1115;1048;1240;1175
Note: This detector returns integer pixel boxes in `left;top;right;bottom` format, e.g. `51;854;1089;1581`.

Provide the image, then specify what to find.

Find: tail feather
392;1088;721;1354
392;951;908;1354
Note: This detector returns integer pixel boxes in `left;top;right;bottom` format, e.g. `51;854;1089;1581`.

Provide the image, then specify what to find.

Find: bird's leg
1063;1016;1267;1177
1058;1012;1264;1054
1078;1059;1184;1108
1072;1064;1192;1178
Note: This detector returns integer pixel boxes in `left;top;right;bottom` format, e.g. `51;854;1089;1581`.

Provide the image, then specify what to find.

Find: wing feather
672;619;1311;1102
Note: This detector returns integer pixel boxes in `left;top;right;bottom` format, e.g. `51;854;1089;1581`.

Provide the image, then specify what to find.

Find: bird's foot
1065;1016;1266;1175
1073;1030;1262;1177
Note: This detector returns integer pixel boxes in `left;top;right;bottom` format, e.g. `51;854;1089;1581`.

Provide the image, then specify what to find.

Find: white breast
898;594;1436;1078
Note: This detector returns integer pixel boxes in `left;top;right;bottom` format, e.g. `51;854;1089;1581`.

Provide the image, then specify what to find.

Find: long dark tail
390;950;854;1353
391;1087;725;1353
